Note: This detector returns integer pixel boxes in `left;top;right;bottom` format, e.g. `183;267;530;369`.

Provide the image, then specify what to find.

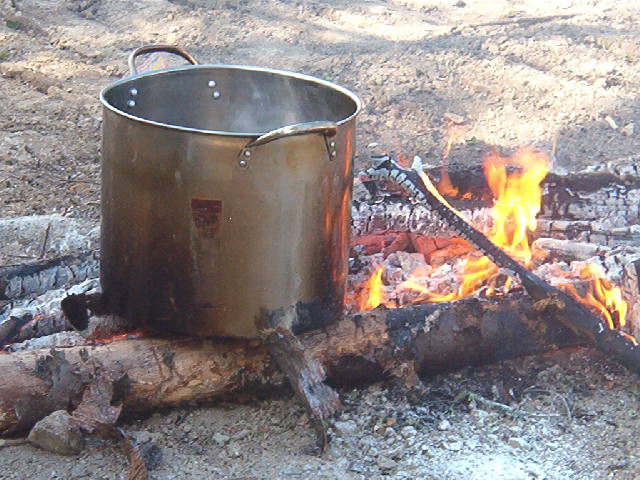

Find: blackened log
351;199;640;247
0;252;99;301
423;158;640;226
0;294;583;435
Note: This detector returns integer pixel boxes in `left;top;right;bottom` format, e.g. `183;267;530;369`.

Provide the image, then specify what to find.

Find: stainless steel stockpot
99;45;361;338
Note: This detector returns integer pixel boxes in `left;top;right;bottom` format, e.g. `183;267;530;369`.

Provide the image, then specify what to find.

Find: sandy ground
2;0;640;478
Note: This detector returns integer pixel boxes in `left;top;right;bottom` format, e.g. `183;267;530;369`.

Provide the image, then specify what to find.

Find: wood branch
351;200;493;238
0;294;584;436
261;326;340;451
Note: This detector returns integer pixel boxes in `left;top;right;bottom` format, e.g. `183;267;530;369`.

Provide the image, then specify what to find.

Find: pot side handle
246;121;337;148
127;45;199;76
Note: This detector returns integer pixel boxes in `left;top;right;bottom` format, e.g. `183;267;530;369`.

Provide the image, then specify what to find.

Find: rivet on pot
212;91;221;99
331;150;337;158
129;88;138;96
208;80;217;88
238;149;251;169
329;141;336;148
127;100;136;107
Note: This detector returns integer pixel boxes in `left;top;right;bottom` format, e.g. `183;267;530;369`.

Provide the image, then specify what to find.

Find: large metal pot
99;46;361;338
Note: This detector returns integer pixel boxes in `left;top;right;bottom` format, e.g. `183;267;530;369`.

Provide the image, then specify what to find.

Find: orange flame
561;263;628;332
399;148;548;302
358;266;388;311
484;148;548;265
91;329;149;345
437;122;468;197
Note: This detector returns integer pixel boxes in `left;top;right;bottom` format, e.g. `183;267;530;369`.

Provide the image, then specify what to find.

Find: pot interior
101;65;360;135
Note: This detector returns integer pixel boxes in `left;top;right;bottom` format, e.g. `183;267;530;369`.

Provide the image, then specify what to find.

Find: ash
3;349;637;479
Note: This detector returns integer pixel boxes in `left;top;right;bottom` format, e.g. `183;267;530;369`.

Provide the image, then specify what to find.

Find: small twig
58;179;100;186
39;223;51;259
0;438;28;449
466;392;564;419
522;386;573;421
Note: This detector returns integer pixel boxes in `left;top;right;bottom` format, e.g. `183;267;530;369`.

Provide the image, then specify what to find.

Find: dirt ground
2;0;640;479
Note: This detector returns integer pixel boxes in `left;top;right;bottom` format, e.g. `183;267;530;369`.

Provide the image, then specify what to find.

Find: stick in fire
359;157;640;374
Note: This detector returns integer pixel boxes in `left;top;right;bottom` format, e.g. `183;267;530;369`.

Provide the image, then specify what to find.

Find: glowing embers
355;147;549;307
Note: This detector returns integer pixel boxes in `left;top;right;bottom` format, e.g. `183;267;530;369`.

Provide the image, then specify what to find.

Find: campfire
348;146;634;351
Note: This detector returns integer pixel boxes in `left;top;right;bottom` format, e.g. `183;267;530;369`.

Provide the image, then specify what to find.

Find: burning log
359;159;640;374
0;295;584;436
0;313;69;346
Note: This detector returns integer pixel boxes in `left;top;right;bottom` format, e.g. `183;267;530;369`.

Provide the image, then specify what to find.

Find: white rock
376;456;397;471
333;420;358;437
446;440;463;451
400;425;417;438
437;419;451;431
212;433;230;447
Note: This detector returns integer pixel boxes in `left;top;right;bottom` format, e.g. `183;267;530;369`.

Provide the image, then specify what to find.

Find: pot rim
100;63;362;137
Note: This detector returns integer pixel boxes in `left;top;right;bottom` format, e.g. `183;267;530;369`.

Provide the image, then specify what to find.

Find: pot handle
246;121;337;148
128;45;199;76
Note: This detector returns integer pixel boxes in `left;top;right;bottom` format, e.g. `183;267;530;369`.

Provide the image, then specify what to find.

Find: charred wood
351;200;640;247
0;295;584;435
353;159;640;246
0;252;99;301
424;158;640;226
0;278;99;345
0;313;69;346
351;200;493;238
261;325;341;451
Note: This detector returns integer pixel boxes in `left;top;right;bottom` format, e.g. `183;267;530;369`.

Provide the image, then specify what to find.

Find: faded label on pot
191;199;222;238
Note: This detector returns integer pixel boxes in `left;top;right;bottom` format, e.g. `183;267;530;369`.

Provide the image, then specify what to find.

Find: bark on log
0;294;584;435
261;326;341;451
